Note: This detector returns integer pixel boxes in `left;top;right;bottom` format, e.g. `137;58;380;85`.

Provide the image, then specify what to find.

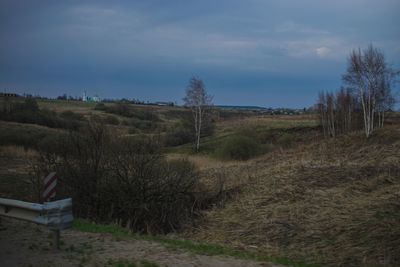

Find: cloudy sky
1;0;399;107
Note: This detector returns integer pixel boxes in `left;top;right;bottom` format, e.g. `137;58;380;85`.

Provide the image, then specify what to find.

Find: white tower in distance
82;91;88;102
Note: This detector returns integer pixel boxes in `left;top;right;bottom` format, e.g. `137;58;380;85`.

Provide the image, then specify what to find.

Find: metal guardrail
0;198;73;249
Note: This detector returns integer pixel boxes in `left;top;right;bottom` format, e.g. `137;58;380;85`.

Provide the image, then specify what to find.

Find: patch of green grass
73;219;318;267
166;118;318;156
106;258;160;267
107;259;137;267
37;99;97;110
139;260;159;267
73;219;130;237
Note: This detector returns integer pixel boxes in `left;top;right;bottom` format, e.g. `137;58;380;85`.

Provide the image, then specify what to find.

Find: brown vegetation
187;125;400;266
1;97;399;266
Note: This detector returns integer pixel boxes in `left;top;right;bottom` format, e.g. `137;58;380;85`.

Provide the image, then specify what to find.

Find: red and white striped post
43;172;60;249
43;172;57;202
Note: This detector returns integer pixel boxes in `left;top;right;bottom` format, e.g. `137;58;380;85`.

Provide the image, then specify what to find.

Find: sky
0;0;399;108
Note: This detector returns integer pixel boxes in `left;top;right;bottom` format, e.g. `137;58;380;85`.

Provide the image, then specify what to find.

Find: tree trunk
196;106;202;151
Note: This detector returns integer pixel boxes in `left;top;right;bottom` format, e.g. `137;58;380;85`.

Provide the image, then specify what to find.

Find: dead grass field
216;115;317;135
37;99;98;113
0;145;37;200
185;125;400;267
1;100;399;266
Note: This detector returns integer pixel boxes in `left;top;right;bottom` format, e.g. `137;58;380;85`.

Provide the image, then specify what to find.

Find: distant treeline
0;91;178;108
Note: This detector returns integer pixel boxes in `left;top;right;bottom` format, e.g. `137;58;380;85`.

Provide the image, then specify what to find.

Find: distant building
91;95;100;102
82;91;88;102
0;92;20;98
155;101;174;106
82;91;101;102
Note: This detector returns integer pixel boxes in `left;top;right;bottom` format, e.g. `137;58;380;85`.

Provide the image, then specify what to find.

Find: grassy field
167;114;319;158
185;125;400;266
37;99;98;111
1;98;399;266
72;219;316;267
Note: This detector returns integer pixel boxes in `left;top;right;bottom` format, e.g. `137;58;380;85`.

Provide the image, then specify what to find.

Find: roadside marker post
43;172;57;201
43;172;60;249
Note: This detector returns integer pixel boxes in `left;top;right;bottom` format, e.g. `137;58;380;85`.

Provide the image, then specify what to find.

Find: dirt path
0;218;278;267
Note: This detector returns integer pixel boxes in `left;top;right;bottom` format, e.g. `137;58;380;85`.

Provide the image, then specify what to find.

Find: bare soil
0;217;279;267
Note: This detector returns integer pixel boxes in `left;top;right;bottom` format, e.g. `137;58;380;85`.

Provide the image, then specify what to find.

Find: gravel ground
0;217;279;267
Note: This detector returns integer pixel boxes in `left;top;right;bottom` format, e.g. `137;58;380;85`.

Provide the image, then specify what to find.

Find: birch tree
183;76;213;151
343;45;396;137
317;88;360;137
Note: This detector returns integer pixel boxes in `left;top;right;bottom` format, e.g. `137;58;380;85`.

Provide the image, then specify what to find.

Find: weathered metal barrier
0;198;73;249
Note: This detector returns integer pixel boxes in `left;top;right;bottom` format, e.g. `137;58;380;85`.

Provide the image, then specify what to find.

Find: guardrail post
0;198;73;251
53;229;60;249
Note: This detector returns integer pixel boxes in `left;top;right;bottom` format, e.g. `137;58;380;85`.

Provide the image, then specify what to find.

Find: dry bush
106;137;199;233
32;122;201;233
215;135;261;160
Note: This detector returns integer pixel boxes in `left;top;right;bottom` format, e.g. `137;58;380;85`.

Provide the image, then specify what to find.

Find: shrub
127;127;137;134
23;97;39;111
94;103;106;111
0;124;60;150
216;135;261;160
92;102;162;130
103;115;120;125
33;123;200;233
164;124;193;146
129;119;155;131
107;140;198;233
98;103;151;119
60;110;84;121
277;133;294;148
0;98;83;130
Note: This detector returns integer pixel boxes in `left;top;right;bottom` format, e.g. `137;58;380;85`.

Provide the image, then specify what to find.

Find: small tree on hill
183;76;213;151
343;44;397;137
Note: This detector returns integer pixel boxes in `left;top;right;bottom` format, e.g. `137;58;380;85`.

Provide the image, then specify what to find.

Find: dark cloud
0;0;399;107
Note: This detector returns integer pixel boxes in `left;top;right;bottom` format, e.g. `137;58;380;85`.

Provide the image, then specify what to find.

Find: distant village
0;91;310;114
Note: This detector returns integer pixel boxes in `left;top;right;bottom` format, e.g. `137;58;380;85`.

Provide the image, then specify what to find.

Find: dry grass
0;145;38;200
216;115;317;135
37;99;97;113
2;100;399;266
0;145;37;159
185;125;400;266
167;153;237;170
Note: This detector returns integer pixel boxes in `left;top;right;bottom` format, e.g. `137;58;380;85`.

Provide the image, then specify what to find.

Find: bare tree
317;88;361;137
336;87;356;134
183;76;213;151
343;45;397;137
376;73;396;127
317;91;337;137
317;92;329;137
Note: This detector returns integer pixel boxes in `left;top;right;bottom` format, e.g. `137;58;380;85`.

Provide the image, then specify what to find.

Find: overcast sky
1;0;399;107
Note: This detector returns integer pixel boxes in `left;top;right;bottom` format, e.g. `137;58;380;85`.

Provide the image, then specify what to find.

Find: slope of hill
186;125;400;266
1;98;399;266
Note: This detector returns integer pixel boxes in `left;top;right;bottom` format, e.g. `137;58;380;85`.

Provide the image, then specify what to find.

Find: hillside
186;124;400;266
1;98;399;266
